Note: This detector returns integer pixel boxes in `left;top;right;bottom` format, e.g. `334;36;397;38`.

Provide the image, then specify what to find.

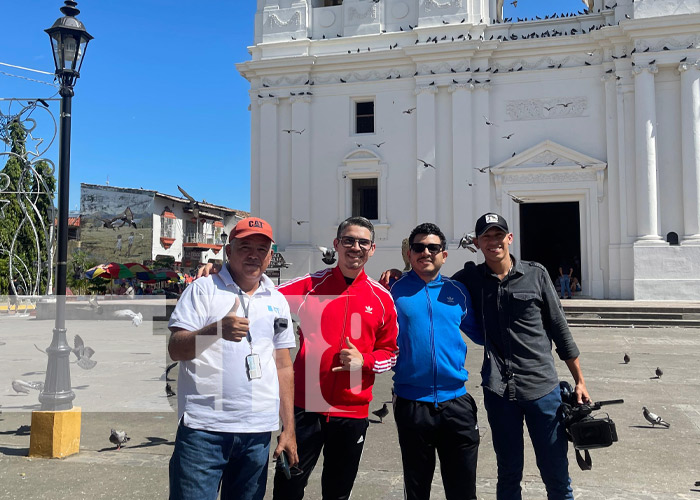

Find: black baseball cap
475;213;509;237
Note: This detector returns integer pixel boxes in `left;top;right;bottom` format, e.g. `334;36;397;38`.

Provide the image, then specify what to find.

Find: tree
0;119;56;295
67;249;96;295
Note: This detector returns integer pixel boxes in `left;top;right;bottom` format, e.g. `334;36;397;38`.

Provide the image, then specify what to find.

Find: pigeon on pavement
166;384;176;397
12;379;44;394
655;367;663;379
623;353;630;364
109;429;131;450
642;406;670;428
114;309;143;327
372;403;389;423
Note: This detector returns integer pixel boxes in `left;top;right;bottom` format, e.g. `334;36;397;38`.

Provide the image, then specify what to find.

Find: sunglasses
410;243;443;254
339;236;373;250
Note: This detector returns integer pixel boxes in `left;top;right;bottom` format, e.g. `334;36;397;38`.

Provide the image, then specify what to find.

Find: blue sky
2;0;588;212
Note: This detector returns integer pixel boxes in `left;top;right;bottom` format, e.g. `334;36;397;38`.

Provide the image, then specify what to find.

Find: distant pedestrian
558;258;573;299
115;234;123;255
127;232;135;256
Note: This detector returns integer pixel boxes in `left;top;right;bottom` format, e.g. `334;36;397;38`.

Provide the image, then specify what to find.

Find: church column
632;65;662;242
472;82;491;219
290;95;312;244
602;71;621;297
415;85;438;225
449;83;473;240
258;96;280;229
250;93;262;216
679;61;700;244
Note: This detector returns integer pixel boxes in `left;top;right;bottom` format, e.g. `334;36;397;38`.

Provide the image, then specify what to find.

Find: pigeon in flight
177;185;200;219
114;309;143;327
72;335;97;370
418;159;435;169
372;403;389;423
458;234;477;253
109;429;131;450
502;133;515;140
483;115;498;126
402;107;416;114
161;362;178;382
12;379;44;394
282;129;305;135
474;166;491;173
506;193;526;204
655;367;663;379
642;406;670;428
623;353;630;364
317;246;337;265
87;295;103;314
293;219;309;225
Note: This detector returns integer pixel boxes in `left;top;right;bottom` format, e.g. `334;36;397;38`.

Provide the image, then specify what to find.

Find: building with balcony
238;0;700;299
79;183;247;273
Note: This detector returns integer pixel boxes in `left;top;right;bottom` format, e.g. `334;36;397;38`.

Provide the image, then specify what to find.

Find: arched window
666;232;679;246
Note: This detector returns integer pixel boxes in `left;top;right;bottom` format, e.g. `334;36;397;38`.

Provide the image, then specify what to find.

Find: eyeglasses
339;236;373;250
410;243;443;254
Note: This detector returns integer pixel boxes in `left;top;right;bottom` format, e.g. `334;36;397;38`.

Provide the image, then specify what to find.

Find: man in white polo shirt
168;217;297;500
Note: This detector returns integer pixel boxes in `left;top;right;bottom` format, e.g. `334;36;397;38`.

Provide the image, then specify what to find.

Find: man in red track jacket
272;216;399;500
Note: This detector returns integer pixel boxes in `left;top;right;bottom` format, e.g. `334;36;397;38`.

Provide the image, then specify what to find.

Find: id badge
246;354;262;380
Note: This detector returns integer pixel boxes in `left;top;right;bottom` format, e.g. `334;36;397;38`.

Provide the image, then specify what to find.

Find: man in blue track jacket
389;223;484;500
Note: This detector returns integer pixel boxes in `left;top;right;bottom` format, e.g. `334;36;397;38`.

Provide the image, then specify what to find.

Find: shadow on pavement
0;446;29;456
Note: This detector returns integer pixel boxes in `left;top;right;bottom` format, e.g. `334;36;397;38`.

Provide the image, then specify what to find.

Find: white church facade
238;0;700;300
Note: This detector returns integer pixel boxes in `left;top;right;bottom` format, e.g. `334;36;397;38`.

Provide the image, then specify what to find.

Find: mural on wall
80;185;155;264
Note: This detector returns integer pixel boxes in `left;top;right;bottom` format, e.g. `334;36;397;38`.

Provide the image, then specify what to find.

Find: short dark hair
336;216;375;241
409;223;447;250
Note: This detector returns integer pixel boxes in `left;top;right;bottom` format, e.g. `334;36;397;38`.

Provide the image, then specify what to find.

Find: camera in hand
559;381;623;470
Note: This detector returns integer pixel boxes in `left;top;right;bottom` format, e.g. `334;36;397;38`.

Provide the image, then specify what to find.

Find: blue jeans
169;422;271;500
559;275;571;298
483;387;573;500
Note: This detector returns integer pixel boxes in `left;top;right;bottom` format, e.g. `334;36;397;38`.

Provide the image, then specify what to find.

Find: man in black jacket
451;213;591;500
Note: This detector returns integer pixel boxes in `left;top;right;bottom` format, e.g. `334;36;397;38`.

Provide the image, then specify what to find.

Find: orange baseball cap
229;217;274;242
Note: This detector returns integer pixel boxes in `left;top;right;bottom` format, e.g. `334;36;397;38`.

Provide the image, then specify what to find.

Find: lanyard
238;291;254;354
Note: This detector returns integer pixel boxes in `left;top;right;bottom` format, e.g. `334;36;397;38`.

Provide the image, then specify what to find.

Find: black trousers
393;393;480;500
272;406;369;500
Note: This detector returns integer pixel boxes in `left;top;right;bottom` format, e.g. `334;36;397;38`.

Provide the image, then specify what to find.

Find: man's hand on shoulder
379;269;402;290
195;263;221;279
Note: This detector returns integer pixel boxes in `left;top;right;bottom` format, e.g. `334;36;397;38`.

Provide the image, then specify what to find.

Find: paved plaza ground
1;314;699;499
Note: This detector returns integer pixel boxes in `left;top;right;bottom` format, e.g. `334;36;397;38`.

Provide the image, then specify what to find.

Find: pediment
343;149;382;164
491;140;605;174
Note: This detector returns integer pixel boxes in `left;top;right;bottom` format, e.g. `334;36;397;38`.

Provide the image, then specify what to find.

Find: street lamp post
39;0;92;412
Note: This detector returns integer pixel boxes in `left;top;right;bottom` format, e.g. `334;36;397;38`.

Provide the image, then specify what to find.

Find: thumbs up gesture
331;337;364;372
221;296;250;342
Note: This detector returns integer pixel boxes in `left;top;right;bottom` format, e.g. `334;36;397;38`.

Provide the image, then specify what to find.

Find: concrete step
562;300;700;328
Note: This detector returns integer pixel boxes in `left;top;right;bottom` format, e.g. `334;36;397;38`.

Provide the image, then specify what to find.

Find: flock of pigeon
622;353;671;429
8;297;150;448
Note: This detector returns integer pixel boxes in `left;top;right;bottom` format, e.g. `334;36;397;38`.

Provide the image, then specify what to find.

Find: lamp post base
29;407;82;458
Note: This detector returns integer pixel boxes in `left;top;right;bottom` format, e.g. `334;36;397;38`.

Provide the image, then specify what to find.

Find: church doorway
519;202;581;290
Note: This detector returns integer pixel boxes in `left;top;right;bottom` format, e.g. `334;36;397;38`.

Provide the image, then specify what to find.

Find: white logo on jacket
365;306;373;314
447;296;454;303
